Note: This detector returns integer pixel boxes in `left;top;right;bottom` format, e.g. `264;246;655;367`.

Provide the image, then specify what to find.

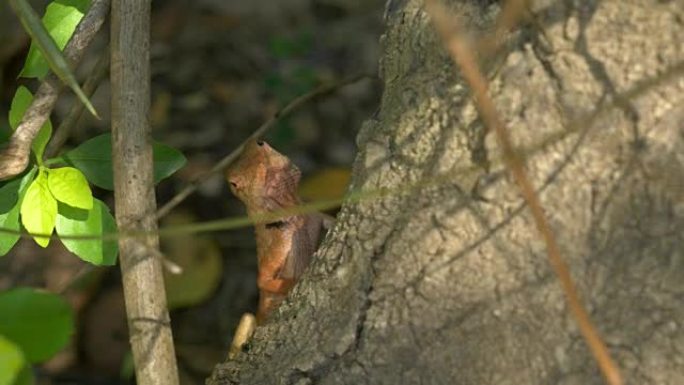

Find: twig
0;0;110;180
57;263;95;294
424;1;624;385
0;57;679;243
111;0;179;383
155;73;371;219
477;0;529;56
0;57;681;243
45;49;110;158
8;0;99;117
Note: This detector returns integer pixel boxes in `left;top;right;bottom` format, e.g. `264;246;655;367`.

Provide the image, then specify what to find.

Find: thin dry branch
424;1;624;385
0;56;681;243
0;0;110;180
0;55;679;248
155;73;371;219
111;0;179;384
45;49;110;158
477;0;529;56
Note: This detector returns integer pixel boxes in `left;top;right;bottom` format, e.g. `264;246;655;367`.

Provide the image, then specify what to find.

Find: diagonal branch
155;73;370;219
45;49;110;159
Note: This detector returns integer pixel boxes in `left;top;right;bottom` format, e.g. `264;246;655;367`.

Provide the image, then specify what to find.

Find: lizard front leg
257;255;296;293
228;261;295;357
256;255;296;321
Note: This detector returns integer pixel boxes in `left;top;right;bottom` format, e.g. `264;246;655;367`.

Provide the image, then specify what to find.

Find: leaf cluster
0;2;187;383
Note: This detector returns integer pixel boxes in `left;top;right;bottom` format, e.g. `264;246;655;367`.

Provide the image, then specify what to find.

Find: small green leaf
0;199;22;257
0;176;26;214
0;205;21;257
0;288;74;363
20;0;90;79
20;170;56;247
0;335;24;385
47;167;92;210
60;134;111;189
8;0;98;117
0;169;37;256
8;86;52;162
11;365;34;385
32;124;52;165
152;142;187;184
8;87;29;130
56;199;118;266
63;134;186;190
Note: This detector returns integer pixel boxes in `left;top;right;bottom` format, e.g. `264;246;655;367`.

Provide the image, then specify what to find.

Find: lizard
226;139;331;324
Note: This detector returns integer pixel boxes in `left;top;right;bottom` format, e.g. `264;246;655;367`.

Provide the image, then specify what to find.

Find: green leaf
20;170;56;247
152;141;187;184
0;335;24;385
0;202;21;257
0;175;27;214
8;0;98;117
12;366;34;385
56;199;118;266
8;86;53;162
47;167;92;210
63;134;187;190
61;134;111;189
0;169;37;256
0;288;73;363
20;0;90;79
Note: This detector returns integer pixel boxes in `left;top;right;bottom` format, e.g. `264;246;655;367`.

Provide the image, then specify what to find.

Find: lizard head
226;140;302;213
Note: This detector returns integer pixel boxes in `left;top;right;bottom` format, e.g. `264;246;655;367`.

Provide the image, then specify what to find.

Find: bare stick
45;49;110;158
0;0;110;180
155;73;370;219
424;1;624;385
0;58;677;243
477;0;528;56
111;0;179;384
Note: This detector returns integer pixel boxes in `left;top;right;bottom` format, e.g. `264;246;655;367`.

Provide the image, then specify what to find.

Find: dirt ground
0;0;384;383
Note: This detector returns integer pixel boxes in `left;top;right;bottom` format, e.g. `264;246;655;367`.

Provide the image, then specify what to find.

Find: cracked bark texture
209;0;684;384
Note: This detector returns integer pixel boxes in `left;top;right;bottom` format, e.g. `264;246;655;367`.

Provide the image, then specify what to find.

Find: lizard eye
256;140;265;146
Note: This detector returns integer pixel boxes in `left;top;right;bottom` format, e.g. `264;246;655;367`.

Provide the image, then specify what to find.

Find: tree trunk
209;0;684;384
111;1;179;384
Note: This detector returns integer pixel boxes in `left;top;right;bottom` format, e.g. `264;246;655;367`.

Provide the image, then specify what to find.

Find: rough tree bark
210;0;684;384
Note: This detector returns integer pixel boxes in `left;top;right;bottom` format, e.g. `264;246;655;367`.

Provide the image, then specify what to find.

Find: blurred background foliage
0;0;384;383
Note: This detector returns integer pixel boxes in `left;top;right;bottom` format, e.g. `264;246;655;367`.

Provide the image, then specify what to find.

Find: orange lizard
226;140;329;323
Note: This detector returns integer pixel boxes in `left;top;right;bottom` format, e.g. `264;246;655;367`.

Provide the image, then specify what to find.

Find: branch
477;0;529;56
155;73;370;219
110;0;179;384
424;1;624;385
0;0;110;180
0;56;679;243
45;49;110;158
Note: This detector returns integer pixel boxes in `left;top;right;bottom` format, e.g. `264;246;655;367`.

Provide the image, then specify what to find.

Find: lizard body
226;140;326;322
